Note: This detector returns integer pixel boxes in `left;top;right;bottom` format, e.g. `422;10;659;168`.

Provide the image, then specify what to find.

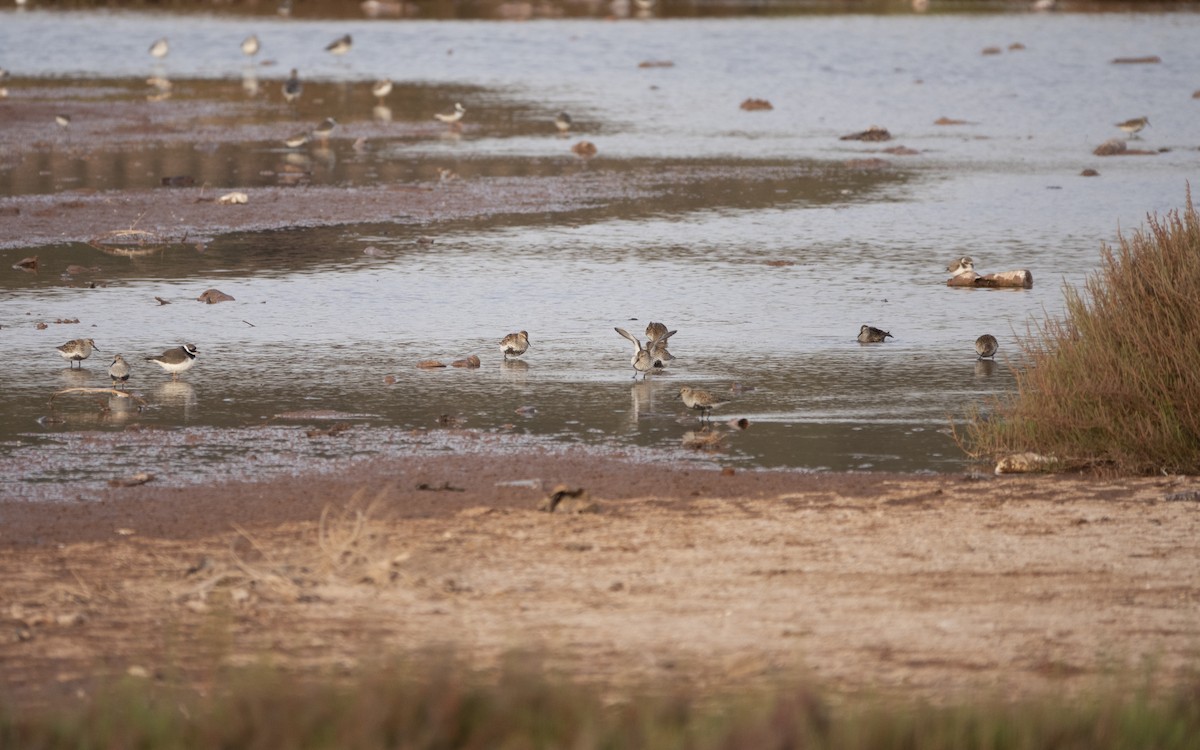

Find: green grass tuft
962;189;1200;474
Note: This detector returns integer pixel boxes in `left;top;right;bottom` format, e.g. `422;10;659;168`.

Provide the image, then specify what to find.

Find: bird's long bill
92;343;101;351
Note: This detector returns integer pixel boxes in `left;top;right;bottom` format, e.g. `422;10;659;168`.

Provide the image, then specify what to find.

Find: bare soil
2;452;1199;711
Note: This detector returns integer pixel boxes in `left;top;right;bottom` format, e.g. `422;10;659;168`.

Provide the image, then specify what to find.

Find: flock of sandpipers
127;31;576;151
55;340;199;387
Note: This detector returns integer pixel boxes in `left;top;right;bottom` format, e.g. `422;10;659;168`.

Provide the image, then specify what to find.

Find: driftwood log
947;269;1033;289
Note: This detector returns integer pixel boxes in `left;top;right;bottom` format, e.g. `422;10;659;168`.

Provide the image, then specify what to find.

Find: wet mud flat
0;79;904;249
2;450;1199;711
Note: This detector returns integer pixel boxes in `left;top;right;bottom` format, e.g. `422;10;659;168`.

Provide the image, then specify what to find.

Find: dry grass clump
2;658;1199;749
963;192;1200;473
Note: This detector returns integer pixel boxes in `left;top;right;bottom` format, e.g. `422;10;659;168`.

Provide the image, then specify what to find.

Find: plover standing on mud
146;343;198;380
108;354;131;387
283;131;309;148
57;338;99;369
677;386;730;422
857;325;893;343
975;334;999;360
500;330;530;359
282;68;303;103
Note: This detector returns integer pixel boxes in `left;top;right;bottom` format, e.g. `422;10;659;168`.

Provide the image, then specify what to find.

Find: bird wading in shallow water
282;69;303;103
108;354;131;387
615;327;672;380
677;386;731;422
1116;116;1149;137
435;102;466;127
149;37;169;59
325;34;352;55
500;330;530;360
146;343;198;380
975;334;999;360
57;338;99;369
857;325;893;343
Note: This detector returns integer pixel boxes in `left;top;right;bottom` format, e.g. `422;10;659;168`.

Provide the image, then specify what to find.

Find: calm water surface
1;9;1198;498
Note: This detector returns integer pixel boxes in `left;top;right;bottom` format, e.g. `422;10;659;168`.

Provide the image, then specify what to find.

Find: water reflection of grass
962;193;1200;474
4;657;1198;748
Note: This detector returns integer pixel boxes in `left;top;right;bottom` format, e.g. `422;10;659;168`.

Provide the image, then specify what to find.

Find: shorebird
241;34;261;57
372;78;393;103
644;324;676;367
946;256;976;278
312;117;337;143
146;343;198;380
677;386;730;422
55;114;71;130
1116;116;1149;137
615;327;670;380
500;330;530;359
149;37;169;59
108;354;131;387
975;334;999;360
554;111;572;135
283;131;309;148
435;102;466;126
282;68;303;103
857;324;893;343
325;34;352;55
57;338;98;369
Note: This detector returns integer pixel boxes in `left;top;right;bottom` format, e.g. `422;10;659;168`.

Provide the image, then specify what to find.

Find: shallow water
1;9;1198;497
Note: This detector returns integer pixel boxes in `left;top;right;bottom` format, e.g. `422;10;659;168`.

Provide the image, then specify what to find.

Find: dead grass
962;189;1200;474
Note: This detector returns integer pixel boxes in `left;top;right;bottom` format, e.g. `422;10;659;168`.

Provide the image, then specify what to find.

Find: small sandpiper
643;323;676;367
435;102;466;126
146;343;198;380
615;327;666;380
500;330;530;359
975;334;999;360
149;37;169;59
55;114;71;130
372;78;393;103
283;131;309;148
57;338;99;369
312;117;337;143
1116;116;1149;138
241;34;261;58
554;111;573;135
677;386;731;422
282;68;303;103
108;354;131;387
858;324;893;343
325;34;352;55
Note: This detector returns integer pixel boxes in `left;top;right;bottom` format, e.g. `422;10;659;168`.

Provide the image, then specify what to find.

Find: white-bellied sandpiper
500;330;530;359
57;338;98;369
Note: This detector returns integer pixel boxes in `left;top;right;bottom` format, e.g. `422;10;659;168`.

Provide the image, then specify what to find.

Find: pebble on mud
197;289;235;304
840;126;892;142
995;452;1059;474
571;140;598;159
1081;168;1100;177
451;355;481;368
416;359;446;369
12;256;38;272
739;98;773;111
109;472;154;488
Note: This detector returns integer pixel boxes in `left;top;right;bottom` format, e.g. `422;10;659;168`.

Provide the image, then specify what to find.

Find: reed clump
963;193;1200;473
2;659;1199;749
